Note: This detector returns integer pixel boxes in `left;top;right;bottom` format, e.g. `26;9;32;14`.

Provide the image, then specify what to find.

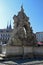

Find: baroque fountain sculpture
2;6;42;58
8;5;36;46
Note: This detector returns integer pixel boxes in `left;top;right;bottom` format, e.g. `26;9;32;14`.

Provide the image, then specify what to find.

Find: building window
1;34;2;36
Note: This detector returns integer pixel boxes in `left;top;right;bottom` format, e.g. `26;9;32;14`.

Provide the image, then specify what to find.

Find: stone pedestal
33;46;43;58
2;45;33;58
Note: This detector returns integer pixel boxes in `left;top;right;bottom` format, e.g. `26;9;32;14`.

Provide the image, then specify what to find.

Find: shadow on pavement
0;57;43;64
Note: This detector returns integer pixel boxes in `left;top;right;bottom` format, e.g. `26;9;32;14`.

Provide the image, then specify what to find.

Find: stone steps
0;54;5;57
0;57;3;60
0;54;6;60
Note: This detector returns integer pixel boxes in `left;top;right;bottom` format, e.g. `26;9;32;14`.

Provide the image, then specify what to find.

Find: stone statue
8;6;36;46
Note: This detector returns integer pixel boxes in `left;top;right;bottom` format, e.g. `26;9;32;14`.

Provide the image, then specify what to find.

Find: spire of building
7;22;9;29
21;4;24;12
9;20;12;29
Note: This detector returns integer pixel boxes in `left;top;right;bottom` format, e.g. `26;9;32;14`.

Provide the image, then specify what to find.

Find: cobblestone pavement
22;61;43;65
0;61;43;65
0;58;43;65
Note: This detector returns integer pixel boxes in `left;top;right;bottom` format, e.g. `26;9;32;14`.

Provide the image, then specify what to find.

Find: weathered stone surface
8;5;36;46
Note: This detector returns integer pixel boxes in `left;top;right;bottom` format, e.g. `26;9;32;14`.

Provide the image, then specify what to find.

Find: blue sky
0;0;43;33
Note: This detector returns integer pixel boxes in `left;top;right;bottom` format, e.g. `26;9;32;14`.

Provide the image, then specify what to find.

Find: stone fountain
2;6;37;58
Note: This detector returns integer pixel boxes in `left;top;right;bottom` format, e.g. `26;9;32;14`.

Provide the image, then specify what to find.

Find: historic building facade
0;23;13;44
36;32;43;42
